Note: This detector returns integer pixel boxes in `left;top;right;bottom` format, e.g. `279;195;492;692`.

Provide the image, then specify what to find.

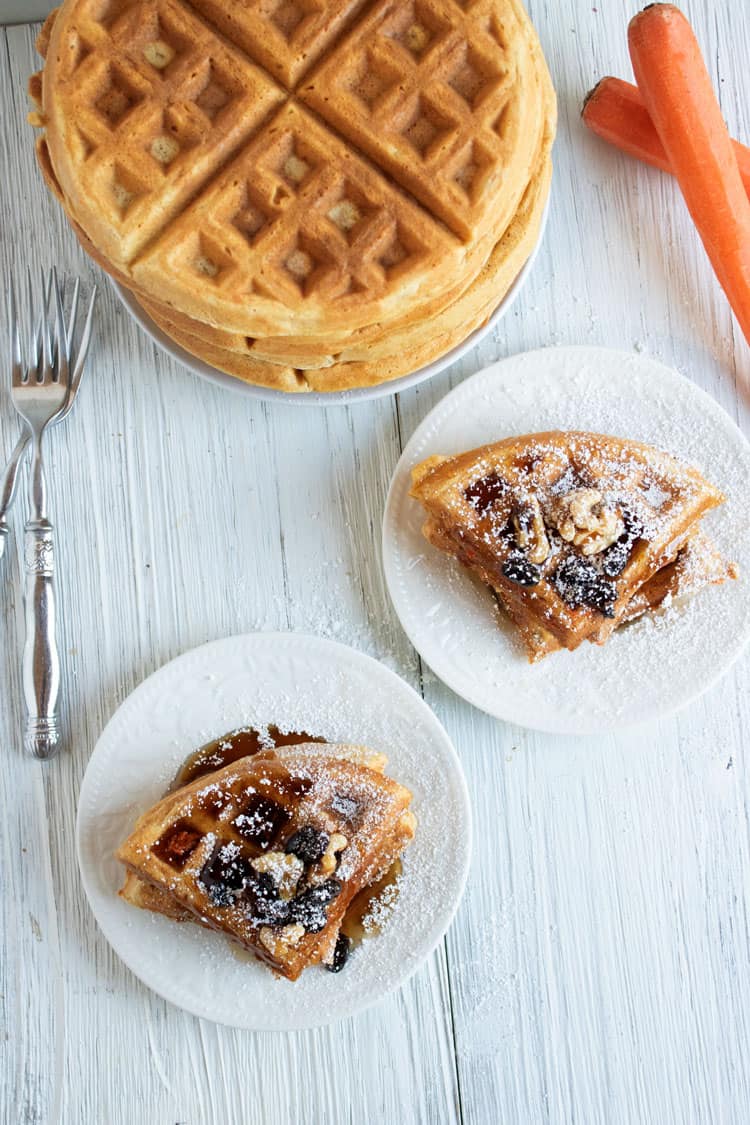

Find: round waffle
136;153;552;390
32;0;556;390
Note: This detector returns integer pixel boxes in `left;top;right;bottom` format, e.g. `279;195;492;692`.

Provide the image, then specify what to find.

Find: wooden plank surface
1;3;749;1122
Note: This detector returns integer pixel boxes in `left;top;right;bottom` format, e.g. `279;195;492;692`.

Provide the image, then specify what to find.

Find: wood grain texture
1;3;749;1122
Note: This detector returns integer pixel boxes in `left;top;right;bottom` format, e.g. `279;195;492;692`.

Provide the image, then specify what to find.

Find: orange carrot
582;76;750;201
628;4;750;343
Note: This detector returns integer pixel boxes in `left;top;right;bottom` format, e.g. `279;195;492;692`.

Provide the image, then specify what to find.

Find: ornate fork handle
23;514;60;758
0;431;28;563
21;410;60;759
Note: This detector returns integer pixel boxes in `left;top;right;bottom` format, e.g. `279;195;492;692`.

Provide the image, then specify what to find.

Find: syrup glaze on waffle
36;0;554;338
120;725;327;925
171;724;326;788
117;743;416;979
410;431;732;659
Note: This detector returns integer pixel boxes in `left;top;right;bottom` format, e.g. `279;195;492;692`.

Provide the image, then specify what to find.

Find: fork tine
26;267;38;369
59;285;96;422
8;278;23;385
29;268;52;367
65;278;80;362
51;269;68;385
40;268;55;378
73;286;97;378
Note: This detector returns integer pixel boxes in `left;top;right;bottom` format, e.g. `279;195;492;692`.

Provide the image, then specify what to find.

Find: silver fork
0;275;94;563
8;270;96;758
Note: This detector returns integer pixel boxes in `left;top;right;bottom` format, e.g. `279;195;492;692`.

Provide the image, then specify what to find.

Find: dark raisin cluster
199;826;345;949
287;880;343;933
326;934;352;974
600;509;644;578
552;556;617;617
285;826;329;865
501;551;542;587
243;870;292;926
199;846;253;908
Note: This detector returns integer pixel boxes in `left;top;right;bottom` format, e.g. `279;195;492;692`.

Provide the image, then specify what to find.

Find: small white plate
383;346;750;734
111;204;548;407
77;633;471;1030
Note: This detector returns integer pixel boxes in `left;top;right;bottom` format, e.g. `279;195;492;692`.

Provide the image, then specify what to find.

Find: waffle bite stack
410;431;737;661
28;0;556;392
117;740;417;979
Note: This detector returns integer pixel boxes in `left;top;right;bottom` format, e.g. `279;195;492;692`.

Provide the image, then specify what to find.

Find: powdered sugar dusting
384;347;750;733
77;634;470;1029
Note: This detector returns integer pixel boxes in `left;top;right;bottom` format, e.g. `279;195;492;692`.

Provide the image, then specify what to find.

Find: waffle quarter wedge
116;744;416;979
410;431;732;660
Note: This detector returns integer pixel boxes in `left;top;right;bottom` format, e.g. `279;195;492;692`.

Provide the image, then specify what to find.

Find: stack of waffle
28;0;556;393
117;739;417;979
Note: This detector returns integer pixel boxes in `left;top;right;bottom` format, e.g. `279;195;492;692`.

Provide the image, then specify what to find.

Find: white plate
76;633;471;1029
383;346;750;734
111;204;548;407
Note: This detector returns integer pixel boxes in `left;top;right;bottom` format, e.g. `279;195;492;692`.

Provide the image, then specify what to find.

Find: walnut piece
307;833;348;884
251;851;304;900
259;923;306;954
511;496;550;564
319;833;348;876
553;489;624;556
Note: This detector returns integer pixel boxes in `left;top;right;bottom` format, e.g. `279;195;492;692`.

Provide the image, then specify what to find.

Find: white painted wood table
2;3;749;1122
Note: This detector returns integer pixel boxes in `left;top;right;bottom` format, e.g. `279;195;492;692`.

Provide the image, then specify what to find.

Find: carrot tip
582;80;605;115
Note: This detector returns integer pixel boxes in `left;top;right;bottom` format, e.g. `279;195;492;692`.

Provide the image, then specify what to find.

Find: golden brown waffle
619;528;738;627
410;432;730;660
135;154;551;390
117;743;416;979
32;98;551;364
32;124;550;387
121;739;391;922
425;520;736;660
299;0;545;243
32;0;556;382
138;145;551;361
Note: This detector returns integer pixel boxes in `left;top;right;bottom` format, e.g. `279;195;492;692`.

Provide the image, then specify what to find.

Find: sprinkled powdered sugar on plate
383;346;750;734
76;634;471;1030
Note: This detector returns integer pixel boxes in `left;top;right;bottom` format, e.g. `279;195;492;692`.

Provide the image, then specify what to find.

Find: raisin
601;540;630;578
601;508;644;578
326;934;352;974
552;556;616;617
501;552;542;587
243;870;290;926
464;473;508;514
233;794;291;849
288;879;342;933
285;826;329;866
199;844;252;907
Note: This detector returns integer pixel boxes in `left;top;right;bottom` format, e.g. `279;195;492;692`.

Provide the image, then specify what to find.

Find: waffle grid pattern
50;0;531;304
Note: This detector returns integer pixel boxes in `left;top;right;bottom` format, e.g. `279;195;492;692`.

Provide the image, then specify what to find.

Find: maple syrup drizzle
171;725;325;789
341;858;403;947
464;472;509;514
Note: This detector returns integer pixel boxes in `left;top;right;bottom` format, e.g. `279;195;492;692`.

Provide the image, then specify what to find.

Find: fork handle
22;520;61;759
